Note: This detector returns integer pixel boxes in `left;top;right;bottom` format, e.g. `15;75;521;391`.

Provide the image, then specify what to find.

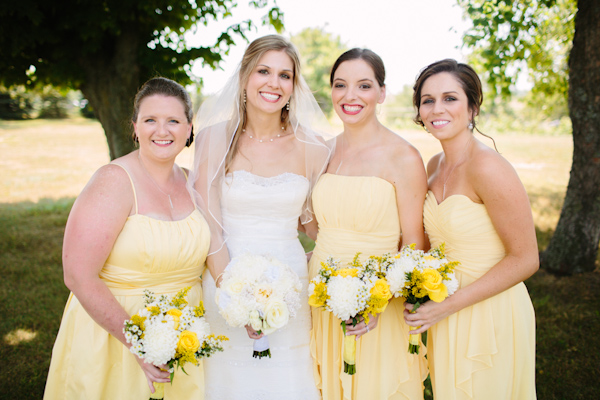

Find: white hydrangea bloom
142;319;179;365
325;276;369;321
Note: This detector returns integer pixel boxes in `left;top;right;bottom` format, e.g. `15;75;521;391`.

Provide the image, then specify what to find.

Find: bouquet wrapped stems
407;302;424;354
341;322;356;375
150;382;165;399
252;335;271;359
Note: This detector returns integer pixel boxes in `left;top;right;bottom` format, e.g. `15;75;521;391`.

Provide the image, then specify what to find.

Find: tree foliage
0;0;283;158
459;0;575;118
290;27;348;115
459;0;600;275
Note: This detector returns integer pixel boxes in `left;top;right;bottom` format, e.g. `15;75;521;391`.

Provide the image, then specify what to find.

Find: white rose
248;309;263;331
262;299;289;334
226;279;245;294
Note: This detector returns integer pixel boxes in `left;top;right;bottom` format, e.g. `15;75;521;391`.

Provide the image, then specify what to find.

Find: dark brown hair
330;48;386;87
412;59;483;128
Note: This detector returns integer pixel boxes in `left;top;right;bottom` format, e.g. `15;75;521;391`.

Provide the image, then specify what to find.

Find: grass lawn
1;118;598;399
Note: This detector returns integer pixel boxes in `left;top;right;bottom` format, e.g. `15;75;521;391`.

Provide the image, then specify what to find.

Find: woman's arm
62;164;170;390
392;144;429;250
404;150;539;333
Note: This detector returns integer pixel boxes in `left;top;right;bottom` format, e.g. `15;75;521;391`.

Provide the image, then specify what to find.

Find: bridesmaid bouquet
215;253;303;358
123;287;228;399
386;243;459;354
308;253;393;374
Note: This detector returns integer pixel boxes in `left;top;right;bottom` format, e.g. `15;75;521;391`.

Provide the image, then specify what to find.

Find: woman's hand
403;300;453;334
245;325;264;339
344;314;379;339
134;355;171;393
305;251;313;262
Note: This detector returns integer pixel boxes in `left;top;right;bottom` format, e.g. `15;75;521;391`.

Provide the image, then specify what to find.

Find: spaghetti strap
179;166;198;208
111;163;139;214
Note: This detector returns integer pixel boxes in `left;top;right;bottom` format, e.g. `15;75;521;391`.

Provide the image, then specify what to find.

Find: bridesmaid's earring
286;100;290;111
468;121;474;130
243;90;247;104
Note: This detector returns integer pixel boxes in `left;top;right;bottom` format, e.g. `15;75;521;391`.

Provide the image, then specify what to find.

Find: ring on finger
366;324;370;333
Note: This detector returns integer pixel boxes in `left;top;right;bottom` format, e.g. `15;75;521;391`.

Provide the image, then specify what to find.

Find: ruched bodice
423;191;536;400
221;170;309;242
44;165;210;400
423;193;505;284
101;212;210;295
309;174;399;270
309;174;426;400
202;170;319;400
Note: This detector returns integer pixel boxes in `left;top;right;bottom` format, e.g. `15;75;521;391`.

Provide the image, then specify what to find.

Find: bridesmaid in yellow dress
44;78;210;399
307;48;429;400
405;59;538;399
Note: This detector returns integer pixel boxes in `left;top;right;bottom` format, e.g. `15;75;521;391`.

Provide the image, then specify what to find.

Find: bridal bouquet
124;287;228;399
215;253;302;358
308;253;393;374
386;243;459;354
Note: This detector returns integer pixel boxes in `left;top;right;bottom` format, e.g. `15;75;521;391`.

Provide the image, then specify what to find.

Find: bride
188;35;333;399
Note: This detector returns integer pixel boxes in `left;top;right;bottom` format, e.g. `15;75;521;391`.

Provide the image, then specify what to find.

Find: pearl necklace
243;126;291;143
442;137;473;201
137;152;175;209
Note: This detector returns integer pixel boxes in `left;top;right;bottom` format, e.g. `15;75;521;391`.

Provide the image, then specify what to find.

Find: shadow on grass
1;198;598;399
0;198;74;400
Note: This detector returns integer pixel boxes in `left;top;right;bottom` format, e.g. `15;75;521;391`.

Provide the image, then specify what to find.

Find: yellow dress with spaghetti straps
423;190;536;399
44;165;211;400
308;173;428;400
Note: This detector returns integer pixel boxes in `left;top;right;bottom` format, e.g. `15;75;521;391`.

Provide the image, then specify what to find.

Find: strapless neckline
321;173;394;189
427;190;484;207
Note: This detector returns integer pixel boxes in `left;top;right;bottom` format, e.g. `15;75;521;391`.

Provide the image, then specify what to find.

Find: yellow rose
369;279;393;314
177;330;200;354
421;268;448;302
370;279;392;301
335;268;358;278
308;282;328;308
167;308;183;330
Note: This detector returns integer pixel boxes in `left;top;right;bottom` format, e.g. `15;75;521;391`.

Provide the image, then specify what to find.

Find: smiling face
418;72;474;140
331;58;386;126
244;50;294;117
134;94;192;160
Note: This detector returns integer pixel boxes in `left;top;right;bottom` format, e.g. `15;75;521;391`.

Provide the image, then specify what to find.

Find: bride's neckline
227;169;309;182
226;169;308;180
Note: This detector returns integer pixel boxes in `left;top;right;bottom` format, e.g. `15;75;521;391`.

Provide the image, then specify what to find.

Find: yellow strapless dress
309;174;427;400
44;167;211;400
423;191;536;399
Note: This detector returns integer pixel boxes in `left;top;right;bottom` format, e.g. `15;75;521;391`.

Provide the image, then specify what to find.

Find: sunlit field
1;118;597;400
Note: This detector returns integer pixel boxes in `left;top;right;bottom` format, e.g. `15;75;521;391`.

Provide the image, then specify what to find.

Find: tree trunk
79;29;141;160
541;0;600;275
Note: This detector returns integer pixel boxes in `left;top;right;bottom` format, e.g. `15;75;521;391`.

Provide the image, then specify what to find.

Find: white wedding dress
202;170;320;400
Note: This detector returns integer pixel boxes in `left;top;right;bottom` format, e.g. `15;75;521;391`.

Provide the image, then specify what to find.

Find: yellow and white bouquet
124;287;228;399
386;244;459;354
216;253;303;358
308;253;393;374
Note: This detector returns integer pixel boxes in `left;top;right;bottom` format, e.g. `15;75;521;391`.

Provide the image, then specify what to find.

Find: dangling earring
134;134;139;143
185;126;195;147
468;121;474;130
243;90;247;104
286;100;290;111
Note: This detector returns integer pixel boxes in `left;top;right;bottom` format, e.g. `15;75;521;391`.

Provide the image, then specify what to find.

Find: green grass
1;119;597;399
